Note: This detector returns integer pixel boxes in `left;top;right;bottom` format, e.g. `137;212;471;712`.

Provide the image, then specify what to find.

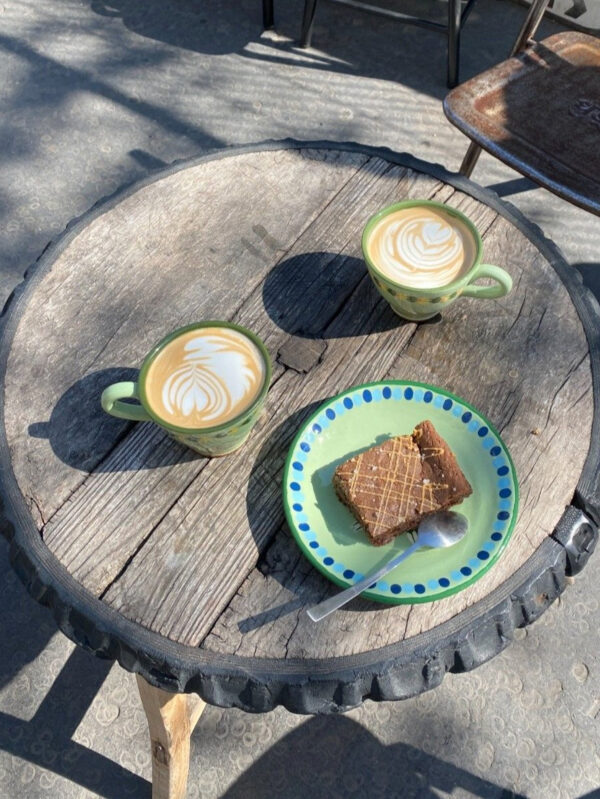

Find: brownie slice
333;420;472;546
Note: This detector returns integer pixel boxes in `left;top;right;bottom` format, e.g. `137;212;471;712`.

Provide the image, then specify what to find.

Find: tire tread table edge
1;139;599;714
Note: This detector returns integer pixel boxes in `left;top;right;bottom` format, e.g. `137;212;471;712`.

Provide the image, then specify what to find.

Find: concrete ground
0;0;599;797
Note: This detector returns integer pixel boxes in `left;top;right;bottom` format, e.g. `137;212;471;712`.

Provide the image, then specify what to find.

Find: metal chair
444;0;600;215
299;0;478;88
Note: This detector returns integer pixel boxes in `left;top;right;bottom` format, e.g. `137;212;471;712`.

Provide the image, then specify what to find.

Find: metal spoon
306;510;469;622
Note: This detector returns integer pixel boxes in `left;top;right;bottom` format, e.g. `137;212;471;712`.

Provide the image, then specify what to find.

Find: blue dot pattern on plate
287;382;516;601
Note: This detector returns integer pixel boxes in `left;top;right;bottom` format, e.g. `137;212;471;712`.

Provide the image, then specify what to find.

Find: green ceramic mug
101;321;271;457
362;200;512;321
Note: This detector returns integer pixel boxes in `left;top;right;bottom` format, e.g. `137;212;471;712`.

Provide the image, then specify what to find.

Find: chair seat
444;31;600;215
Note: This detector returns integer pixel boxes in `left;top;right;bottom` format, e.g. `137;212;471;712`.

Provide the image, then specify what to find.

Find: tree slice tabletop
1;141;599;713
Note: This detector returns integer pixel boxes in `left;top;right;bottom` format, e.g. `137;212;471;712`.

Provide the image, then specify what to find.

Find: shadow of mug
28;367;198;473
262;252;412;339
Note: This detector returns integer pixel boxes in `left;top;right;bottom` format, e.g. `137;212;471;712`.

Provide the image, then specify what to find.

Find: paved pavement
0;0;599;797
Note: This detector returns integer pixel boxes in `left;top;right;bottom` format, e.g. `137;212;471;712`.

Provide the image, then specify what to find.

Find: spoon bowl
414;509;469;549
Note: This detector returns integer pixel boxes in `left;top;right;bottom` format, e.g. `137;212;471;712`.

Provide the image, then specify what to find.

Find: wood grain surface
3;148;592;660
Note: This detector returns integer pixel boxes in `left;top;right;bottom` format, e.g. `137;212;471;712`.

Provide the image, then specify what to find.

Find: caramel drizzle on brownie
421;446;445;458
338;436;448;538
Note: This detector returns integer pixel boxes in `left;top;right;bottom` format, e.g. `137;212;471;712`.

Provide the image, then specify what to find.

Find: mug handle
461;264;512;299
101;381;151;422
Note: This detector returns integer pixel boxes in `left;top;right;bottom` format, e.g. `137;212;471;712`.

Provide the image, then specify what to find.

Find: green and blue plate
283;381;518;604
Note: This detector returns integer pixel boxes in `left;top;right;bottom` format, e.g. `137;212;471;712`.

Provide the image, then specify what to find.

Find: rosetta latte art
145;328;265;429
163;336;257;421
367;207;476;289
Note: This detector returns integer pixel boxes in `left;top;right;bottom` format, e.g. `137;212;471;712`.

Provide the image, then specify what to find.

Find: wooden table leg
136;674;206;799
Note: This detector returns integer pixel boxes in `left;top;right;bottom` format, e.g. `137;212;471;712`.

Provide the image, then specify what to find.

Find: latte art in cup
145;326;266;429
366;206;477;289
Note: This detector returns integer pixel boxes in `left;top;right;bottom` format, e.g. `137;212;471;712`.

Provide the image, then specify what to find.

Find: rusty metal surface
444;31;600;215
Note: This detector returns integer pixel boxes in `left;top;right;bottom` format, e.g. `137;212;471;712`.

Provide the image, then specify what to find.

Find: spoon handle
306;540;422;622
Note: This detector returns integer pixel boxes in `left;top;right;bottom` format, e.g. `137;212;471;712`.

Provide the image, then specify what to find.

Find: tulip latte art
367;206;477;289
145;327;266;429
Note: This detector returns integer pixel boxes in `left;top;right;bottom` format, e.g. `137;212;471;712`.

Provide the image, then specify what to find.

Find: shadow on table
243;401;399;629
23;254;412;478
28;367;199;473
262;251;411;339
217;714;526;799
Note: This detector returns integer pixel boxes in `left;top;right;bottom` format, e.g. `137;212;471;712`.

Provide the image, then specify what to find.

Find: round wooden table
1;141;599;799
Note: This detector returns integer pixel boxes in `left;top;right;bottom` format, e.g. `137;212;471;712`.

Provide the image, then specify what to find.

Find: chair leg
263;0;274;30
510;0;551;56
300;0;319;48
460;141;482;177
447;0;462;88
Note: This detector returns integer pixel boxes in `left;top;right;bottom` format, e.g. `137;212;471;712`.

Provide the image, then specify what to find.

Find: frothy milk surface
145;327;266;429
367;206;477;289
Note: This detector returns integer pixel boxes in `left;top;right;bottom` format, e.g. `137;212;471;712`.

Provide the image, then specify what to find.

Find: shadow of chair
443;0;600;216
299;0;478;87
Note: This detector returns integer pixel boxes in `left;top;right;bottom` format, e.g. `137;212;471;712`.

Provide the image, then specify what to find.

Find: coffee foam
145;327;266;429
367;206;477;289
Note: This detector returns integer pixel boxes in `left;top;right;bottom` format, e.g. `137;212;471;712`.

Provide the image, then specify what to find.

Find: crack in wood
533;305;547;337
506;289;528;338
543;351;589;430
28;494;46;528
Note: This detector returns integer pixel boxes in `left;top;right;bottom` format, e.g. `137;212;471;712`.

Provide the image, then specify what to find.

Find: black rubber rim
1;140;599;713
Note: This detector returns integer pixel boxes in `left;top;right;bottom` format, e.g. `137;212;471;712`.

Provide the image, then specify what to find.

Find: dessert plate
282;380;518;604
